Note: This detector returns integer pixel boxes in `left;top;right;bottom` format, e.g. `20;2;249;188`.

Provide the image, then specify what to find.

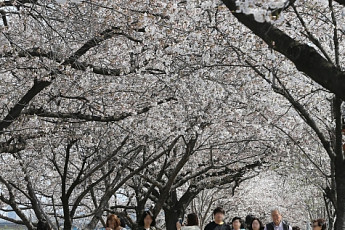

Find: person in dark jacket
245;215;255;230
264;209;292;230
204;207;231;230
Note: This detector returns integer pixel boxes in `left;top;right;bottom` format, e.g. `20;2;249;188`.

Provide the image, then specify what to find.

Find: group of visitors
36;207;328;230
33;206;328;230
106;207;326;230
173;207;327;230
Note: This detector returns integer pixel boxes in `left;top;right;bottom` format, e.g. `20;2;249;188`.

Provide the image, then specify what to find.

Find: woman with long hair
139;210;157;230
106;214;122;230
176;213;200;230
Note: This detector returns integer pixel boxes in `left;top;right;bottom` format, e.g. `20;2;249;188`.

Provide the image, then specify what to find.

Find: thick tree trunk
163;190;183;230
164;208;183;230
333;97;345;230
334;160;345;230
163;188;199;230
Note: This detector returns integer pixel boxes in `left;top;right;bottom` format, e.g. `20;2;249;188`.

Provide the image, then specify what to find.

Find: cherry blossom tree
0;1;276;229
212;0;345;229
1;0;343;230
108;134;269;230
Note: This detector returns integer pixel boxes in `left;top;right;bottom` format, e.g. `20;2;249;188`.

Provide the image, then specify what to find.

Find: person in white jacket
176;213;200;230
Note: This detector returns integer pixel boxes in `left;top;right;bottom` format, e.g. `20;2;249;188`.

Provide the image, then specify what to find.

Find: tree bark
163;190;184;230
334;160;345;230
164;208;182;230
0;79;51;133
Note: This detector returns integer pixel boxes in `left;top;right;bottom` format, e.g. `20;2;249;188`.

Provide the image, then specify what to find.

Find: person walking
231;217;245;230
249;217;264;230
204;207;231;230
176;213;200;230
245;215;255;230
106;214;122;230
139;210;157;230
264;209;292;230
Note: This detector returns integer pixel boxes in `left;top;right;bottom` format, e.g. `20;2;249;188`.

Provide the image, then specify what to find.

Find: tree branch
23;97;178;122
221;0;345;101
62;27;141;66
0;79;51;134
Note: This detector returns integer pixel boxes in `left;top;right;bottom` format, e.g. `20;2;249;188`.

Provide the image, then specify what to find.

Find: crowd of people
174;208;327;230
103;207;326;230
36;207;327;230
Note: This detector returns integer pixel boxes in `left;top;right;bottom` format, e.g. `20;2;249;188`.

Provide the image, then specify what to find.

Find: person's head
37;219;51;230
187;213;199;226
312;219;326;230
292;226;300;230
213;207;225;223
270;208;282;226
245;215;255;227
140;210;156;227
250;217;264;230
106;214;121;229
232;217;244;230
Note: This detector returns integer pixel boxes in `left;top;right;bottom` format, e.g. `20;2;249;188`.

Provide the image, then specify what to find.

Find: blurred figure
249;217;264;230
311;219;326;230
231;217;245;230
245;215;255;230
204;207;231;230
106;214;121;230
176;213;200;230
264;209;292;230
139;210;157;230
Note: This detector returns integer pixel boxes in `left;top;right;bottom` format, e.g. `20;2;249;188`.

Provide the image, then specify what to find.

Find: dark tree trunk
333;97;345;230
334;160;345;230
163;190;183;230
62;197;72;230
163;188;200;230
164;207;183;230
